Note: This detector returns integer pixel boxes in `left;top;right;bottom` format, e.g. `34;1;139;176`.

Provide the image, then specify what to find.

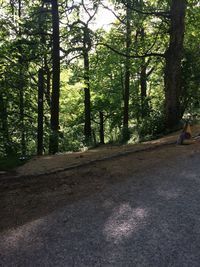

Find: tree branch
81;0;98;24
147;66;155;77
101;3;126;24
120;0;170;18
97;43;165;59
60;46;84;56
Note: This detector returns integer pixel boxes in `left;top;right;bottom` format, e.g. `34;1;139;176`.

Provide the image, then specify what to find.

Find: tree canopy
0;0;199;157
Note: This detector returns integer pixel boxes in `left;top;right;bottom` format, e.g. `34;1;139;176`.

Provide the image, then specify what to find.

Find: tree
180;0;200;115
113;0;186;130
0;0;198;158
64;0;98;144
18;0;26;155
164;0;186;129
0;81;13;155
37;68;44;155
122;0;132;142
83;21;92;143
49;0;60;154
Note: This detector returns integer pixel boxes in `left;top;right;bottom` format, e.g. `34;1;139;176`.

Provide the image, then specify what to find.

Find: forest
0;0;200;161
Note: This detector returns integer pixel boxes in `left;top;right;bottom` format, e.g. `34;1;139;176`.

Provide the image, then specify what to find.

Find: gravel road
1;146;200;266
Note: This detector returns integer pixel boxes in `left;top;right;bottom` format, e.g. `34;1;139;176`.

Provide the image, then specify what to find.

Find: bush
138;111;165;141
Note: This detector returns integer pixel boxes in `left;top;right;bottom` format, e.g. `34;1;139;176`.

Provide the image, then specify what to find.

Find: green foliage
0;155;29;171
181;2;200;115
0;0;199;161
138;110;165;141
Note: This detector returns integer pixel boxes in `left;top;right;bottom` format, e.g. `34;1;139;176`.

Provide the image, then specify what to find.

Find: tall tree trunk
37;69;44;155
99;111;104;145
122;1;131;142
139;27;149;118
164;0;186;129
0;88;13;155
83;29;92;143
39;4;51;109
18;0;26;156
140;58;148;117
49;0;60;154
19;78;26;155
45;62;51;108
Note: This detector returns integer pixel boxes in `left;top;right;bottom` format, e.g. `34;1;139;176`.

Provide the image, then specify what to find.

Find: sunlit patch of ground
15;123;200;177
103;204;148;243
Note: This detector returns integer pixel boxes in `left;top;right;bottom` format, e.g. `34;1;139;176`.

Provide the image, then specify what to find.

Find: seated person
177;122;192;145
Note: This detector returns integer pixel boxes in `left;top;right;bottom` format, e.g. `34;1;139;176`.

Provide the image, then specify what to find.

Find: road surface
1;144;200;266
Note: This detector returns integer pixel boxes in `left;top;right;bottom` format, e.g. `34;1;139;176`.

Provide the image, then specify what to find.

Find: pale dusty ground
16;124;200;177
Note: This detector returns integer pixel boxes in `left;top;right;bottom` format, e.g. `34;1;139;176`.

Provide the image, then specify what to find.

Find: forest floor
0;124;200;233
15;124;200;177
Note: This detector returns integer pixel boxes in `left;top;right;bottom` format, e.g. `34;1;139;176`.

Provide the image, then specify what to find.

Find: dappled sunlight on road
0;218;45;253
103;203;148;243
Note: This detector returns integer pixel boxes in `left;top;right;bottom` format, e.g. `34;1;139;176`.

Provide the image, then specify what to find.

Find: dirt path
15;124;200;177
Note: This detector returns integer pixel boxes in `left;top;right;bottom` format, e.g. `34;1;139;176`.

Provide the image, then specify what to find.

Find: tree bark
122;1;131;142
140;58;148;117
44;57;51;108
83;28;92;143
99;111;105;145
18;0;26;156
49;0;60;154
19;78;26;155
39;5;51;109
164;0;186;129
37;69;44;155
0;89;13;155
46;65;51;107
